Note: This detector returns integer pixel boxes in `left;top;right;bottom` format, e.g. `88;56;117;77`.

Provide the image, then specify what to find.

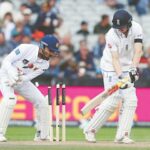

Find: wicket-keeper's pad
0;95;17;134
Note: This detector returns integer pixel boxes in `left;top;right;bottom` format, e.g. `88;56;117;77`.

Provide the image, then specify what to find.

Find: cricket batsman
84;9;143;143
0;35;60;142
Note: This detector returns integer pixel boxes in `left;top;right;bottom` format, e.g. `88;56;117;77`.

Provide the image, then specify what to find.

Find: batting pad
38;98;50;139
84;107;112;134
84;92;120;134
116;87;137;140
115;106;136;140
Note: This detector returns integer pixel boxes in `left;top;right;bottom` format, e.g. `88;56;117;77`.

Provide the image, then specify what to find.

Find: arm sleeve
21;62;49;82
1;45;27;73
105;31;118;52
21;69;44;82
134;24;143;41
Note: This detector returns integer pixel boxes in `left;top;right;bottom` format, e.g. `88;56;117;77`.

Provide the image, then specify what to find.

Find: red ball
28;63;34;68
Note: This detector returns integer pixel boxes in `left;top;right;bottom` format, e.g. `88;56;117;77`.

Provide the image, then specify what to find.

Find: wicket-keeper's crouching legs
15;81;50;141
115;86;137;143
0;79;17;142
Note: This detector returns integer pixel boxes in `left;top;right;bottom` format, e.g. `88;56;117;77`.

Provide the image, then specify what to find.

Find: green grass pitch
0;126;149;150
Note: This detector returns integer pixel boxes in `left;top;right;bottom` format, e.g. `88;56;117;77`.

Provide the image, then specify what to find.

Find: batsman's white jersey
101;21;143;71
0;44;50;141
84;21;143;142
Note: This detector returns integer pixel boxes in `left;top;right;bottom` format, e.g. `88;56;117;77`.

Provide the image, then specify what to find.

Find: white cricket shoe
114;136;134;144
34;131;50;141
0;134;7;142
85;132;96;143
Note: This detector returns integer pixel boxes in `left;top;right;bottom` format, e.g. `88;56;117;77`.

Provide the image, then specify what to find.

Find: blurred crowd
0;0;150;86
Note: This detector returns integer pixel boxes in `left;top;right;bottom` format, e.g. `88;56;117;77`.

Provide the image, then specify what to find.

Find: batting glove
118;75;128;89
128;67;139;83
118;75;131;89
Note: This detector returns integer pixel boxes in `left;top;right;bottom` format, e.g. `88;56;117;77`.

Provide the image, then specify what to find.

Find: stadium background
0;0;150;149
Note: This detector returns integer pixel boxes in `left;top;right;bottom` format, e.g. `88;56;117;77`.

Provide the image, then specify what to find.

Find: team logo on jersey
108;43;112;48
126;44;128;51
15;49;20;55
23;59;29;64
56;42;59;48
117;19;120;25
137;34;142;38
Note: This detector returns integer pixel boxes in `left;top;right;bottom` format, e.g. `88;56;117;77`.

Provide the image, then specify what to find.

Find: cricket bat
81;77;130;115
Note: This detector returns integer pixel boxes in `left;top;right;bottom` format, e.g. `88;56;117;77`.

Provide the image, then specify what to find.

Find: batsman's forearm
132;43;143;67
112;59;122;76
111;51;122;76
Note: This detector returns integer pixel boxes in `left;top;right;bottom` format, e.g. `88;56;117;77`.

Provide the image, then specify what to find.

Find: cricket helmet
112;9;132;29
40;35;60;53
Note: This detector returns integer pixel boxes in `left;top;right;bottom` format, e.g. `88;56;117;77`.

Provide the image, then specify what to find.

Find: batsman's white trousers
84;71;137;140
0;77;50;139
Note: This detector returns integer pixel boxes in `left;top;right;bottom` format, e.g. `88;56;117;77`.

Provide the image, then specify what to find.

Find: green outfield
0;126;149;150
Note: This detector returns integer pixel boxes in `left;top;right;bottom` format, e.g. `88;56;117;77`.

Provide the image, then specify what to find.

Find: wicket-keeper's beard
38;48;50;60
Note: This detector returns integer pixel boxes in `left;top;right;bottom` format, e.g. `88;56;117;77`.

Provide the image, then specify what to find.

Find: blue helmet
40;35;60;53
112;10;132;29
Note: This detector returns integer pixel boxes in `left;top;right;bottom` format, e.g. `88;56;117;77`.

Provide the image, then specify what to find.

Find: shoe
34;131;50;141
0;134;7;142
114;136;134;144
85;132;96;143
34;130;41;141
